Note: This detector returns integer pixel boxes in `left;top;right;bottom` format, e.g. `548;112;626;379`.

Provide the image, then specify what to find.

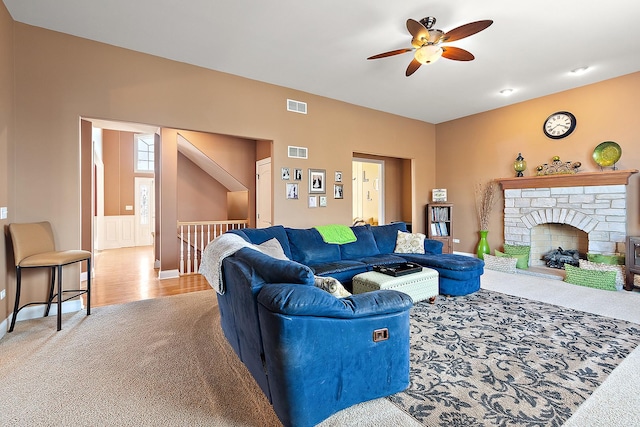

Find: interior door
352;159;384;225
256;158;272;228
135;177;155;246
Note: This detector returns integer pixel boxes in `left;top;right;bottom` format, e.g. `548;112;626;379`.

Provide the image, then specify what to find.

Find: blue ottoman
399;253;484;296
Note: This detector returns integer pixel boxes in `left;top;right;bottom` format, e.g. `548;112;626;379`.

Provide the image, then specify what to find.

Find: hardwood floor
87;246;211;307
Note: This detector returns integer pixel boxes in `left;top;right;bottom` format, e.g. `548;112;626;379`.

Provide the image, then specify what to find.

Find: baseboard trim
0;318;7;339
159;269;179;280
7;299;84;328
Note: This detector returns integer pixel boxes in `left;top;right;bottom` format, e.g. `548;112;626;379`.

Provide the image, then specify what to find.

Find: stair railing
177;220;248;275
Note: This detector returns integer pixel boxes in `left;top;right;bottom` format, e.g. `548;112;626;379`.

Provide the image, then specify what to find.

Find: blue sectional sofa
231;221;484;296
214;222;483;426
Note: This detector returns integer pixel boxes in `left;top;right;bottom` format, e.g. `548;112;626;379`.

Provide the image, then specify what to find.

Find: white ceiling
4;0;640;124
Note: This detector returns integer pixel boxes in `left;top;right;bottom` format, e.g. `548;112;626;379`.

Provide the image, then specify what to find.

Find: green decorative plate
593;141;621;167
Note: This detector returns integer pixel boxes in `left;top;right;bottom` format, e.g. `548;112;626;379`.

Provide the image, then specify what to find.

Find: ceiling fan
367;16;493;76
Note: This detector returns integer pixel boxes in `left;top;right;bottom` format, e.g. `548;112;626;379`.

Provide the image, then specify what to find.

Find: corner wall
435;73;640;255
0;1;14;329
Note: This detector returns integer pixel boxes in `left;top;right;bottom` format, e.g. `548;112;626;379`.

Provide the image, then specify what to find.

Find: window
134;134;155;173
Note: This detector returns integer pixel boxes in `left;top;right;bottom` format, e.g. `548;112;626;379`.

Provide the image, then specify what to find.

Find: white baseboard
6;299;84;328
159;269;179;280
0;318;6;339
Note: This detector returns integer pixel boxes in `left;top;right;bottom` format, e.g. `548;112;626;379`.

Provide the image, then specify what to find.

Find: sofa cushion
339;225;381;260
399;253;484;280
229;225;292;259
394;231;426;254
285;227;342;265
309;260;369;284
256;238;289;260
371;222;408;254
357;254;407;266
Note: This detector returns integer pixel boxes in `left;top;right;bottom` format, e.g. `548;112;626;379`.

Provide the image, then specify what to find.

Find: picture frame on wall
319;196;327;207
333;184;343;199
286;183;299;199
308;196;318;208
309;169;326;194
335;171;342;182
281;167;290;180
294;168;303;180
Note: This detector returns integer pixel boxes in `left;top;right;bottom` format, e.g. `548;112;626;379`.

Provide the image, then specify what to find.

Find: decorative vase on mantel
476;230;490;260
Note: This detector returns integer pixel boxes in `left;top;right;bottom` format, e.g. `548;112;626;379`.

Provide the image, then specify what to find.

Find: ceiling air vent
287;99;307;114
288;146;308;159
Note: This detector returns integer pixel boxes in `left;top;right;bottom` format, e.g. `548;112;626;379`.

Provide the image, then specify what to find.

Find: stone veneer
503;184;627;256
497;171;638;264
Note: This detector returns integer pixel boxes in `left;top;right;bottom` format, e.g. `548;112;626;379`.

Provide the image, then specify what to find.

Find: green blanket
314;224;357;244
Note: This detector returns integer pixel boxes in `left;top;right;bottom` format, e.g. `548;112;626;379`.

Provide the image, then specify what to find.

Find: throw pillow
255;238;289;260
579;259;625;291
564;264;617;291
495;249;529;269
483;253;517;274
313;276;351;298
394;231;425;254
586;253;625;265
503;244;530;269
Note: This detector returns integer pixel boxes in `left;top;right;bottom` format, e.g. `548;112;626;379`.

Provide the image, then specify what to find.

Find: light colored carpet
1;269;639;426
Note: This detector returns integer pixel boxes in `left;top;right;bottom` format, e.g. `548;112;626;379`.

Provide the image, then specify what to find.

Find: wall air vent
288;146;308;159
287;99;307;114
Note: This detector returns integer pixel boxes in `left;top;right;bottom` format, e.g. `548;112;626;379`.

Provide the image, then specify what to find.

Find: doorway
352;158;384;226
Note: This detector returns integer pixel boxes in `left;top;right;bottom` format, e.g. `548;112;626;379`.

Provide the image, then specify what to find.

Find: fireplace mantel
497;169;638;190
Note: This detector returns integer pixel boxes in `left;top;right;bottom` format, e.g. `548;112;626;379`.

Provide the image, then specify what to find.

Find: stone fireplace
497;170;637;267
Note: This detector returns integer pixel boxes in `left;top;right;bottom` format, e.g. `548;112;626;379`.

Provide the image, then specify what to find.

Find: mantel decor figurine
514;153;527;177
536;156;581;176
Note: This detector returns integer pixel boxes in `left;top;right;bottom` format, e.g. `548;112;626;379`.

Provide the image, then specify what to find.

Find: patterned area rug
388;289;640;427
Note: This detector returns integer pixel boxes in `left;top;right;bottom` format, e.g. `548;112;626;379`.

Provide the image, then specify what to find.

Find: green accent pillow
495;249;529;269
564;264;617;291
586;253;625;265
503;244;531;256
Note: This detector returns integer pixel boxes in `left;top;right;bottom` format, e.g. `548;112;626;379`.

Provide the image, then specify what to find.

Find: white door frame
134;177;155;246
256;157;272;228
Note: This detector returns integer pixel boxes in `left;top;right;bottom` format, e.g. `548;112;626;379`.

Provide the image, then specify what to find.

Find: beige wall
7;22;434;287
435;72;640;254
0;2;13;325
177;152;230;221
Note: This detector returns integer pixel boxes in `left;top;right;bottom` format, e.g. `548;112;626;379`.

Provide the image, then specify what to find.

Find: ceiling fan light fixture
414;45;443;64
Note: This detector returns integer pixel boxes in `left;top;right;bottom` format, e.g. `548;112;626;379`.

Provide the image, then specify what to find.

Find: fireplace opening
530;223;588;267
543;247;582;269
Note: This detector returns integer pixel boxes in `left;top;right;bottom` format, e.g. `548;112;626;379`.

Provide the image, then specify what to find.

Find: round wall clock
543;111;576;139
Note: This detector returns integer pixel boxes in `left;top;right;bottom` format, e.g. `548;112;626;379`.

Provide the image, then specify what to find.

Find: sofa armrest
232;247;314;285
257;283;413;318
424;238;444;254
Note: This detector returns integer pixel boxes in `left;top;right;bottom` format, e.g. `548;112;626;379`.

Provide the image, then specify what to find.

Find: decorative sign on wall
432;188;447;202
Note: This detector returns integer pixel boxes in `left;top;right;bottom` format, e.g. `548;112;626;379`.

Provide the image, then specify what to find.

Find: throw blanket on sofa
199;233;256;294
314;224;357;244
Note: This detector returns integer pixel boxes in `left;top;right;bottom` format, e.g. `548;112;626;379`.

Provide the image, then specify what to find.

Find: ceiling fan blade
443;20;493;42
405;58;422;76
406;18;428;41
441;46;475;61
367;48;413;60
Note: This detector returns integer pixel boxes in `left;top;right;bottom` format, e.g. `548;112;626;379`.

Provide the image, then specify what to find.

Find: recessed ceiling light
570;66;589;75
499;88;514;96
